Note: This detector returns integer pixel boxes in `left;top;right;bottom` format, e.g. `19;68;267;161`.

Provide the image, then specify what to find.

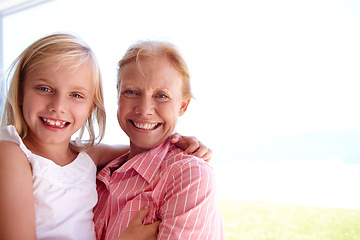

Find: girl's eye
39;87;51;92
71;93;83;98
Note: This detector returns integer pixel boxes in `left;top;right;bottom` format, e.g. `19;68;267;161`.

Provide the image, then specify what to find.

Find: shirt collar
111;137;172;183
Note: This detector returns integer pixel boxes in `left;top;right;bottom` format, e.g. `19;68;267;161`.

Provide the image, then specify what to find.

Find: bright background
1;0;360;209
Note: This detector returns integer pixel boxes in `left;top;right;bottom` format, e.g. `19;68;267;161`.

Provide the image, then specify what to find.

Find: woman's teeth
42;117;68;128
133;122;159;130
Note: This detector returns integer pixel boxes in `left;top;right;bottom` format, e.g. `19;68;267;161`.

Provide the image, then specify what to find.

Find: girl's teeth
42;118;67;127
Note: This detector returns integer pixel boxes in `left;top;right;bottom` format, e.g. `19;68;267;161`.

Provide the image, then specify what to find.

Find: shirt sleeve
157;158;223;240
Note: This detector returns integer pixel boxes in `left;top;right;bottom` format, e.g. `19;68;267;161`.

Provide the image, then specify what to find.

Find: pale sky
2;0;360;207
2;0;360;146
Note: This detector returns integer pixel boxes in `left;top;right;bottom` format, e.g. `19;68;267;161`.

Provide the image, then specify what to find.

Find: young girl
0;33;210;240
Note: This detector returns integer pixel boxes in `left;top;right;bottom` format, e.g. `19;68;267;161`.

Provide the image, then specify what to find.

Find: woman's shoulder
162;146;216;187
167;144;212;169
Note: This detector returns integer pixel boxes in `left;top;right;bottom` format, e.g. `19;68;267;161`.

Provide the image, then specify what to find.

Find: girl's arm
88;143;129;169
89;134;212;168
0;141;37;240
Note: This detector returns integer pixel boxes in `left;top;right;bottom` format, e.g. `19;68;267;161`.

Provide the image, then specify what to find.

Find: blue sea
211;130;360;209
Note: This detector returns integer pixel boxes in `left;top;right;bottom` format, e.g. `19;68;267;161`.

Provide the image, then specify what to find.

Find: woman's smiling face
117;56;190;156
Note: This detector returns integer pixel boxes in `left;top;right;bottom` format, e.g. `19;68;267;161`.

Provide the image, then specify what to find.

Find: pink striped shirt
94;137;223;240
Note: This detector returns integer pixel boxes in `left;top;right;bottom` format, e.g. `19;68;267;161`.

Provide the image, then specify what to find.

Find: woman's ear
179;99;191;116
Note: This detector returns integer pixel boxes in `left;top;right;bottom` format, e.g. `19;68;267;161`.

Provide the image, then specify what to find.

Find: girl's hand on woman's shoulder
171;133;212;163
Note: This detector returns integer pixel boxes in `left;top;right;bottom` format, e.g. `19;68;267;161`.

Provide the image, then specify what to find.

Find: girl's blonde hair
117;40;193;100
1;33;106;151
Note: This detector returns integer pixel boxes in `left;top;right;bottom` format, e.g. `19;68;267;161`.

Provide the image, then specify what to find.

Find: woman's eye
125;90;136;94
123;90;139;97
157;93;169;99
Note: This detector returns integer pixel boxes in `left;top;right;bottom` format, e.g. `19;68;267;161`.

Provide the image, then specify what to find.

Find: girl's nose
48;94;66;113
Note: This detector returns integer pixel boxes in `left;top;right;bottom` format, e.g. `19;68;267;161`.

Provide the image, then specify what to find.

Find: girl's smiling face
21;61;95;147
117;56;190;156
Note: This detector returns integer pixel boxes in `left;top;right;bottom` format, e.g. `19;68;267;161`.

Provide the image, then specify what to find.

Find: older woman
94;41;223;240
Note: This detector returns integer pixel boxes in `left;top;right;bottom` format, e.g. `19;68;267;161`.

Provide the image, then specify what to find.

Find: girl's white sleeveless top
0;125;97;240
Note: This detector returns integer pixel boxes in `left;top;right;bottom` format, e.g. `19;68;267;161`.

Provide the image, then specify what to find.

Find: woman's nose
135;97;155;116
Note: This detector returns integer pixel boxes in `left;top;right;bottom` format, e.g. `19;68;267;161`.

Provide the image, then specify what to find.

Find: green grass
219;199;360;240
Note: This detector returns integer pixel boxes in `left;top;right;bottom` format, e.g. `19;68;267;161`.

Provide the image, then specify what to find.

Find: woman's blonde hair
117;40;193;100
1;33;106;151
